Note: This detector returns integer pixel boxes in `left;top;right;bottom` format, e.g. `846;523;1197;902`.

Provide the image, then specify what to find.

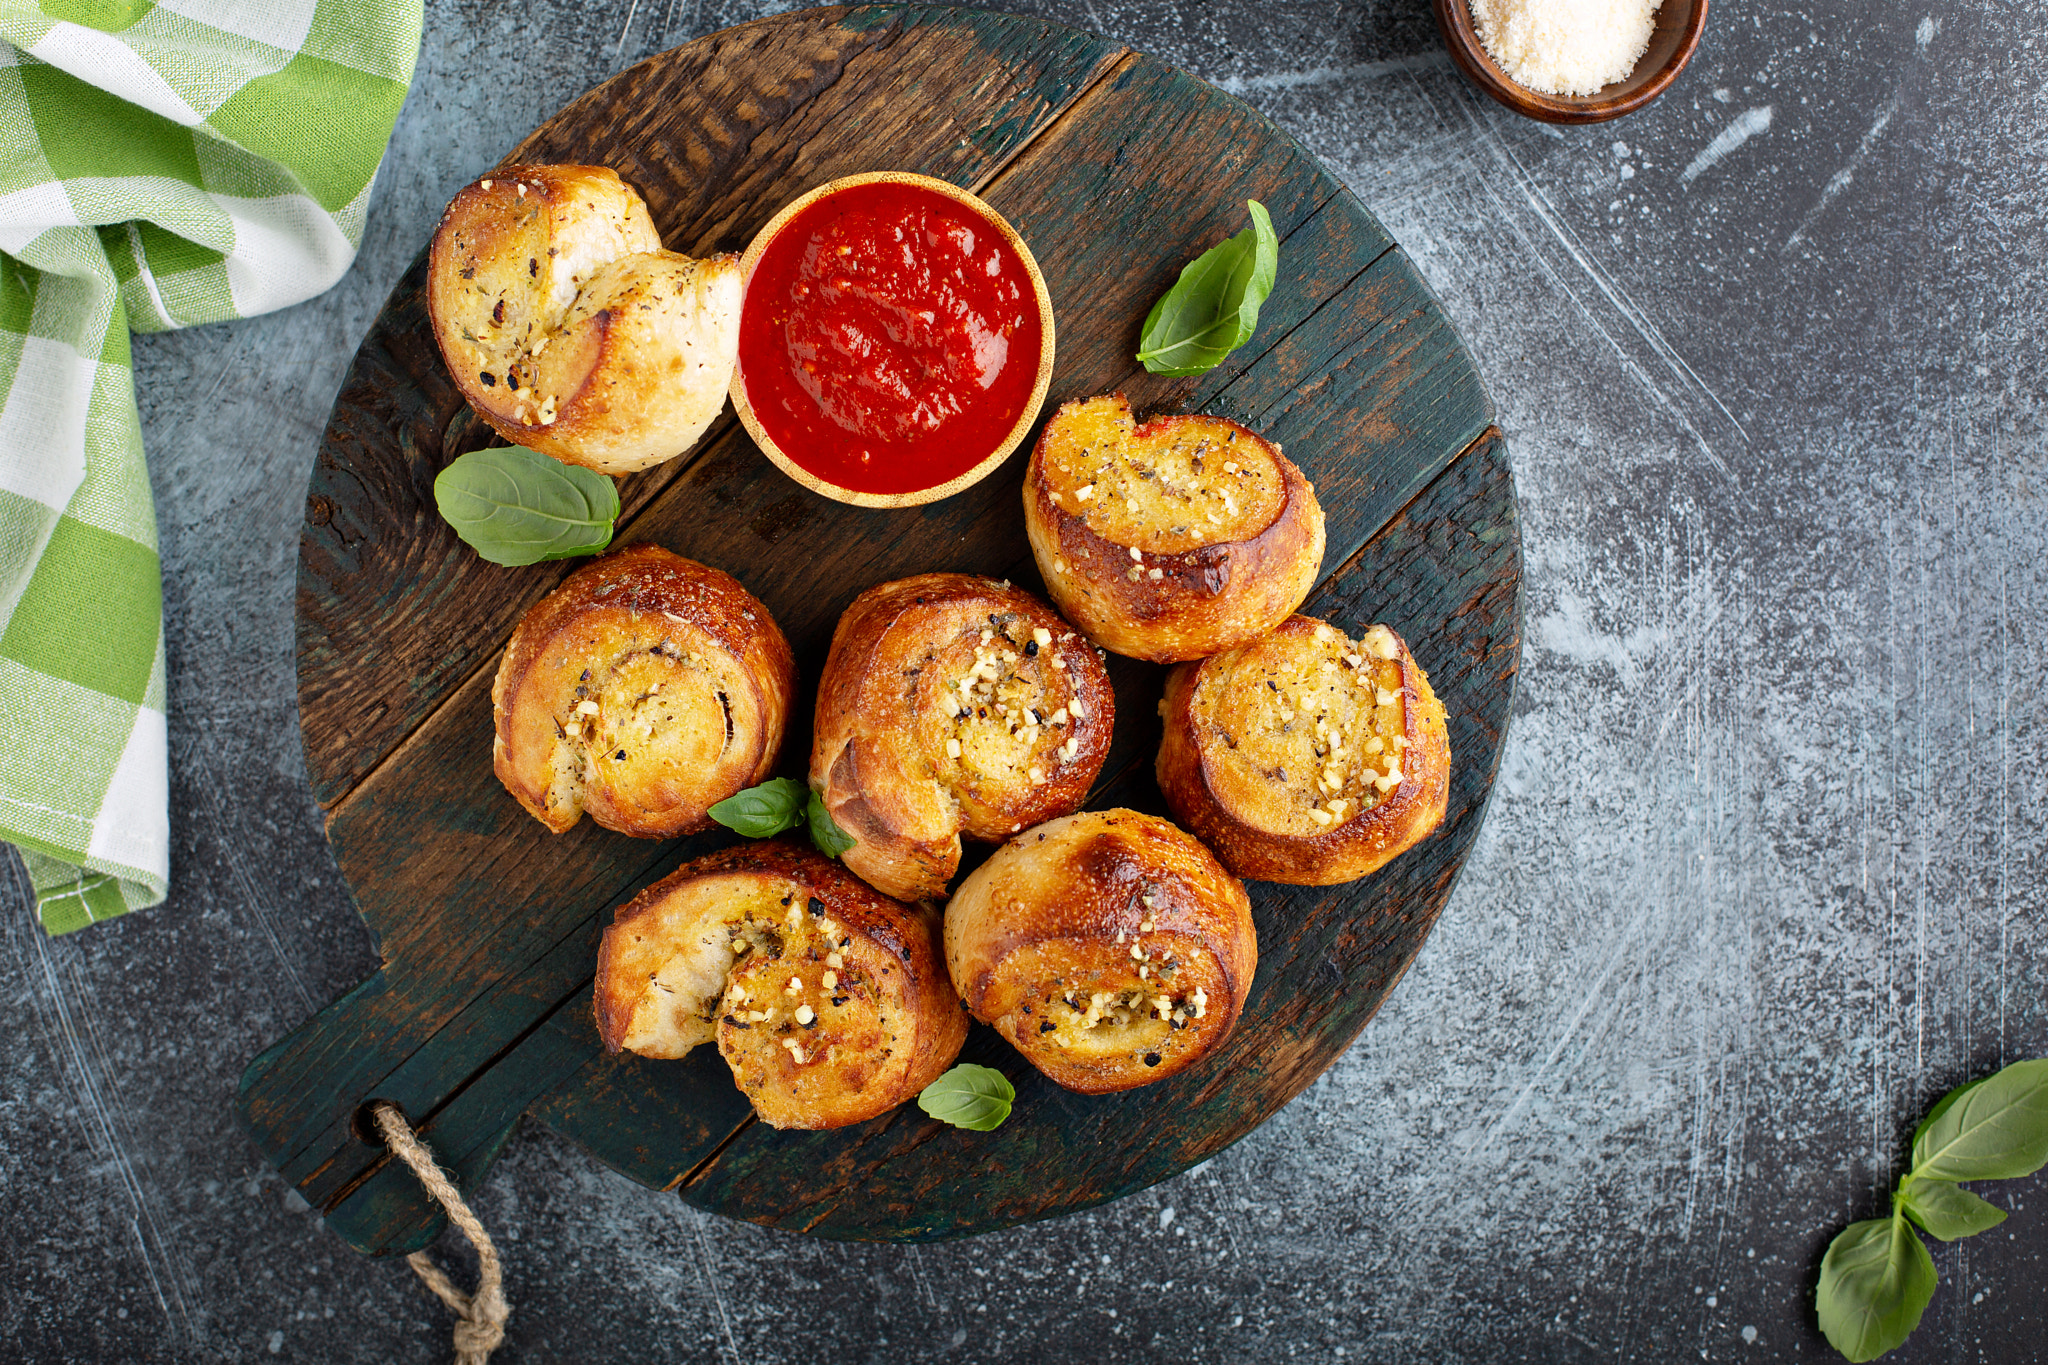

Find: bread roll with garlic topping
945;809;1256;1094
1023;393;1325;662
594;841;966;1130
427;163;740;474
492;544;794;838
1156;615;1449;885
812;574;1115;903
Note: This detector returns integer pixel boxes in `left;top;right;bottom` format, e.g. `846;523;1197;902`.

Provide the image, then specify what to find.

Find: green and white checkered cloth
0;0;420;934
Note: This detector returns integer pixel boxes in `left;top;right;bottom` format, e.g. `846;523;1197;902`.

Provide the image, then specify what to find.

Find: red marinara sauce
737;180;1043;496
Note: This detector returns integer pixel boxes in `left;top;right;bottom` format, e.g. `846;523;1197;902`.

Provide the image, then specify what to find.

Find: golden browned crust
1156;615;1450;885
594;840;966;1130
1023;393;1325;663
426;163;740;474
944;809;1257;1094
491;544;794;838
811;574;1116;902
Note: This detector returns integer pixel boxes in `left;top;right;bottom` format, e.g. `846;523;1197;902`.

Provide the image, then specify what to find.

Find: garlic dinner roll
1156;615;1449;885
492;544;794;838
594;841;966;1130
812;574;1115;902
1023;393;1325;662
946;810;1257;1094
427;163;740;474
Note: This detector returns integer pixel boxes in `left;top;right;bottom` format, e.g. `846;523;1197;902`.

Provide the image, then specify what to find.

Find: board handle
236;967;755;1254
235;967;594;1254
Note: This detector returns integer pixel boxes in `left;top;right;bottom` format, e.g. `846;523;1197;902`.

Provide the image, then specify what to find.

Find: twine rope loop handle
369;1101;510;1364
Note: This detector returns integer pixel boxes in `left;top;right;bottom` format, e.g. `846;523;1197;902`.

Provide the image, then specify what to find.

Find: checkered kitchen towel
0;1;419;934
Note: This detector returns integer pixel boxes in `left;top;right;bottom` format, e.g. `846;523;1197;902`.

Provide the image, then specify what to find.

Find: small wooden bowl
1434;0;1707;124
729;171;1057;509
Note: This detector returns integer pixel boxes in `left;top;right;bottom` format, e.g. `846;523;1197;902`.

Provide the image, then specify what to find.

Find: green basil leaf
806;788;855;859
1911;1077;1984;1152
1909;1058;2048;1182
1135;200;1279;377
708;777;807;839
1815;1215;1937;1363
1897;1176;2006;1242
917;1063;1015;1131
433;445;619;566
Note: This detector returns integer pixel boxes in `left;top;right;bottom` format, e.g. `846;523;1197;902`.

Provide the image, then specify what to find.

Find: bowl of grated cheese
1434;0;1707;123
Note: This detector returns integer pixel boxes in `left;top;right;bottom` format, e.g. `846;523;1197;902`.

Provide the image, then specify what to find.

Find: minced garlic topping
1194;618;1410;836
1036;395;1285;554
928;609;1087;789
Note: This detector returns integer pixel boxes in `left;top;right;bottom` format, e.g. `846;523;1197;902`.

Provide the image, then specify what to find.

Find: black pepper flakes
1144;1052;1162;1066
1039;1021;1056;1034
1024;639;1038;657
807;897;825;918
478;371;496;387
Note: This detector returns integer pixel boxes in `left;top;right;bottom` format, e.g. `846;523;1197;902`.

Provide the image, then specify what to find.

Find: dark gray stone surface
3;0;2043;1360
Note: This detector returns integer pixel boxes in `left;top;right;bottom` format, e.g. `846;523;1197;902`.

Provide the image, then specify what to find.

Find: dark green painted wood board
238;3;1520;1254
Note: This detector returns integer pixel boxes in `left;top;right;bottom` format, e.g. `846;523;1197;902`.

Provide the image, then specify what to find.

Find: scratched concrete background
3;0;2043;1360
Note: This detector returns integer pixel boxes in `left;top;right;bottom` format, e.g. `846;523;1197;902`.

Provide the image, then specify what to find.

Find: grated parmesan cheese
1467;0;1662;97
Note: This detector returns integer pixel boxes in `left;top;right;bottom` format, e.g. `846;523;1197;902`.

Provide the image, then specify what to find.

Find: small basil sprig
1135;200;1279;376
806;788;855;858
1817;1057;2048;1361
708;777;857;860
707;777;806;838
433;444;619;566
917;1064;1015;1131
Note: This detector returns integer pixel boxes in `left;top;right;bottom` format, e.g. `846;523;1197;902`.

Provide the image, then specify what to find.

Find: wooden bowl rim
727;169;1058;510
1433;0;1709;125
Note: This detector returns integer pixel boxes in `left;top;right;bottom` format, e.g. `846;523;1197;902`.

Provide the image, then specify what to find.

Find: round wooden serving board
237;4;1521;1252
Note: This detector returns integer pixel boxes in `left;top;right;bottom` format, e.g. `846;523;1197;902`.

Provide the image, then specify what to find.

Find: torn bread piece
427;163;740;473
1156;615;1449;885
1023;393;1324;662
492;544;794;838
811;573;1115;902
946;809;1256;1094
594;840;966;1129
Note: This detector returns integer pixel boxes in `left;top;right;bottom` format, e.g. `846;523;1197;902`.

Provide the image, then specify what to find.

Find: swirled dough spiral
1156;614;1449;885
1024;393;1324;662
812;573;1115;901
945;809;1257;1094
492;544;794;838
594;841;966;1130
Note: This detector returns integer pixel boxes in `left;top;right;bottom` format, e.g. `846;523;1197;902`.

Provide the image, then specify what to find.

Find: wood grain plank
314;984;755;1258
298;6;1125;808
238;832;683;1186
240;8;1515;1254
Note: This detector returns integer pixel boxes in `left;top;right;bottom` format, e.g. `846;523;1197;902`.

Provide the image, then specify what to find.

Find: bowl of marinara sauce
729;171;1056;508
